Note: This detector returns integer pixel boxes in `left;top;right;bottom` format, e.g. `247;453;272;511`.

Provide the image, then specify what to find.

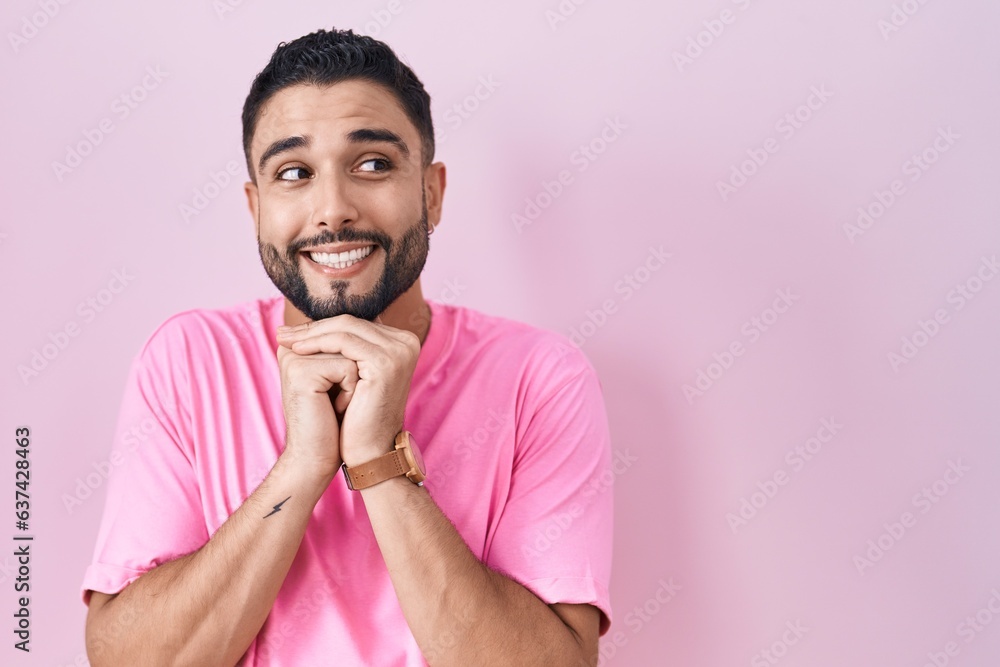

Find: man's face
245;80;430;322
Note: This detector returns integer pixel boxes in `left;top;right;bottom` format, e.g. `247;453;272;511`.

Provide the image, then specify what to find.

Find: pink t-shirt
81;295;614;666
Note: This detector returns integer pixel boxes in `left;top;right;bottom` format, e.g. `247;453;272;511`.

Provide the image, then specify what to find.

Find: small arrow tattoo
264;496;292;518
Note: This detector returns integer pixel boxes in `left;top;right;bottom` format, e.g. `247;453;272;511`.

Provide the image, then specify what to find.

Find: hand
276;314;421;467
275;344;360;481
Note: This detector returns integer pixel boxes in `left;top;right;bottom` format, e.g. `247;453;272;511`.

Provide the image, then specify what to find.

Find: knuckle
401;332;420;352
374;353;393;371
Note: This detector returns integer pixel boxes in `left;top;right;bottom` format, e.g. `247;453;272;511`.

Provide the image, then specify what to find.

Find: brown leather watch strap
343;449;408;490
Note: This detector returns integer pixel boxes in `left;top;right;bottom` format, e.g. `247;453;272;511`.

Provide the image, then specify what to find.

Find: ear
244;180;260;236
424;161;446;228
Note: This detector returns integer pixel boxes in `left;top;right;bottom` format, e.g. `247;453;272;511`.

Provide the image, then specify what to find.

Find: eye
358;158;392;173
277;166;311;181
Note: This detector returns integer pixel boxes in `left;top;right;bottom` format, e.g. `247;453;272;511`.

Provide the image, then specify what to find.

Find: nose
309;170;359;232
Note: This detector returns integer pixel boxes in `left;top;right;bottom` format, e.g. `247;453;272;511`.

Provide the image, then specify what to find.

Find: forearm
87;451;332;667
359;477;586;666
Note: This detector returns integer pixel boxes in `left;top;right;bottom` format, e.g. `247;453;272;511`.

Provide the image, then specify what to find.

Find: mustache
286;229;392;259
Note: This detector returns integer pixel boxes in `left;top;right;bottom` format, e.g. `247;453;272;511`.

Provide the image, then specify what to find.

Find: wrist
341;428;400;468
278;448;338;491
341;444;395;469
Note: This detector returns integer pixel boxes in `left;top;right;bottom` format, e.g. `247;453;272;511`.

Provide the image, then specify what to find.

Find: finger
286;320;420;362
280;350;360;394
278;346;349;365
323;354;361;405
288;330;385;363
308;353;360;396
278;314;408;349
333;383;353;415
278;324;392;348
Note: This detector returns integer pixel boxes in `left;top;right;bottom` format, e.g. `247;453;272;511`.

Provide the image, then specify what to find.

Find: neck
282;281;432;346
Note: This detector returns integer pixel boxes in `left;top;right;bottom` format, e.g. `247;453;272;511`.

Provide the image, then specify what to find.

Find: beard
258;191;430;322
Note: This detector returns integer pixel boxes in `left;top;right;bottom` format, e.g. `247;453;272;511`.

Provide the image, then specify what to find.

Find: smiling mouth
303;244;377;270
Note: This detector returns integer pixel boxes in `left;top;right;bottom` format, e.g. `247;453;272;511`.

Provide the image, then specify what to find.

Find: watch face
401;432;426;482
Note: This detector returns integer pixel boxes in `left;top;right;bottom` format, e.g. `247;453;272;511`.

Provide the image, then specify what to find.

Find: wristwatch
342;431;427;490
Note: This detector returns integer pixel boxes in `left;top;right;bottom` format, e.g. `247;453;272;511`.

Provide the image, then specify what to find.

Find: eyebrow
258;135;310;176
257;128;411;176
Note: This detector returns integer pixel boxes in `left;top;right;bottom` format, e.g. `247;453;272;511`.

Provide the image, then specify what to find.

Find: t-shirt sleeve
484;339;615;637
80;318;209;606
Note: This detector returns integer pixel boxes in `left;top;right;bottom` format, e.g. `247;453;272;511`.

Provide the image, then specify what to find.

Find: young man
81;27;613;666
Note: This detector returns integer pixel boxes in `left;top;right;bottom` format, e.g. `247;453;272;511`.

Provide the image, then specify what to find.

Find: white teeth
309;245;374;269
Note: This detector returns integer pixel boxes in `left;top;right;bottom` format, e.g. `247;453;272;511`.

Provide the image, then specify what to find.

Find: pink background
4;0;1000;664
